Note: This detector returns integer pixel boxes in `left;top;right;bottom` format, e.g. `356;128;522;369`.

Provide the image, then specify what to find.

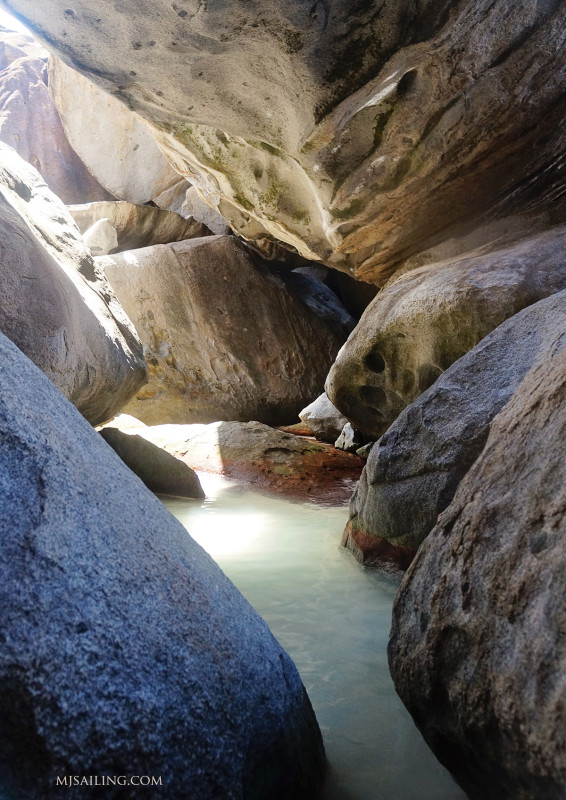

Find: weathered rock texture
345;290;566;566
0;28;112;202
389;346;566;800
299;392;347;443
48;55;180;204
2;0;564;280
100;235;350;425
0;141;147;424
327;226;566;438
0;331;325;800
69;200;210;253
100;426;205;499
105;416;362;504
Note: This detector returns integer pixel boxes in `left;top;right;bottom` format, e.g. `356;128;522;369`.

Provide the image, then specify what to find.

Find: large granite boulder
2;0;564;280
103;415;363;504
99;426;205;499
0;29;112;202
327;226;566;438
344;290;566;567
299;392;348;443
48;55;180;204
100;235;351;426
0;331;325;800
69;200;210;253
0;141;147;424
388;345;566;800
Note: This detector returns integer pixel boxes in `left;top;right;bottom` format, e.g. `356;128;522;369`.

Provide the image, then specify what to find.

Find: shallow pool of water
163;474;467;800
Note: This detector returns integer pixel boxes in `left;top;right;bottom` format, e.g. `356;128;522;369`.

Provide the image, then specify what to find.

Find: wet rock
100;235;350;426
299;392;348;444
0;142;146;424
327;226;566;438
5;1;565;279
389;345;566;800
346;290;566;562
48;55;180;203
100;426;204;499
0;331;325;800
0;32;112;202
106;415;363;505
68;200;210;253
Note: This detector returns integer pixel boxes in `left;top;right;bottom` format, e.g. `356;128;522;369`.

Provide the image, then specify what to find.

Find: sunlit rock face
0;27;112;202
0;141;147;424
2;0;564;282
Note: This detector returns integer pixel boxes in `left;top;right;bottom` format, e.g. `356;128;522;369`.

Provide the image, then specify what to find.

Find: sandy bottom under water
163;473;467;800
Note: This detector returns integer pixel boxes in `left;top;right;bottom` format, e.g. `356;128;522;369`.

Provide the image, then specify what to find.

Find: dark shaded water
164;474;466;800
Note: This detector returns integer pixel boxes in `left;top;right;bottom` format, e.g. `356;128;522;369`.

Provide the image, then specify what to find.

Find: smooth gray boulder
100;235;351;425
327;226;566;438
0;330;325;800
0;141;147;424
100;426;205;499
2;1;564;280
299;392;348;443
344;290;566;564
68;200;210;253
389;345;566;800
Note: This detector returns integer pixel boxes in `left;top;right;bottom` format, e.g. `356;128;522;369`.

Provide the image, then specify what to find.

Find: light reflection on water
163;474;467;800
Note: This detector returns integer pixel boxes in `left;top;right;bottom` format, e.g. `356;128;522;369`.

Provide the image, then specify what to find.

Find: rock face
48;56;180;203
100;426;205;499
2;0;564;280
345;291;566;565
388;346;566;800
69;200;210;253
299;392;347;443
0;141;147;424
327;226;566;438
100;235;350;426
0;28;112;202
0;331;325;800
105;416;363;504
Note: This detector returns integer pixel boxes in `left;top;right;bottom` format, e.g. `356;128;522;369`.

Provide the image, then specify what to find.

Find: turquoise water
163;474;466;800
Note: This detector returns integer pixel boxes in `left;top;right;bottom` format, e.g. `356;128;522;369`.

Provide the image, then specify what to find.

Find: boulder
68;200;210;252
181;186;231;235
299;392;348;443
344;290;566;566
153;177;192;215
388;346;566;800
0;330;325;800
100;235;351;426
0;25;46;68
82;217;118;255
100;426;205;499
0;33;112;202
48;55;180;203
3;0;564;279
0;141;147;424
334;422;367;454
326;226;566;438
103;416;363;504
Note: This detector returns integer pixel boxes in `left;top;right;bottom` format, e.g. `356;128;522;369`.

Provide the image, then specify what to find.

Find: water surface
164;474;466;800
